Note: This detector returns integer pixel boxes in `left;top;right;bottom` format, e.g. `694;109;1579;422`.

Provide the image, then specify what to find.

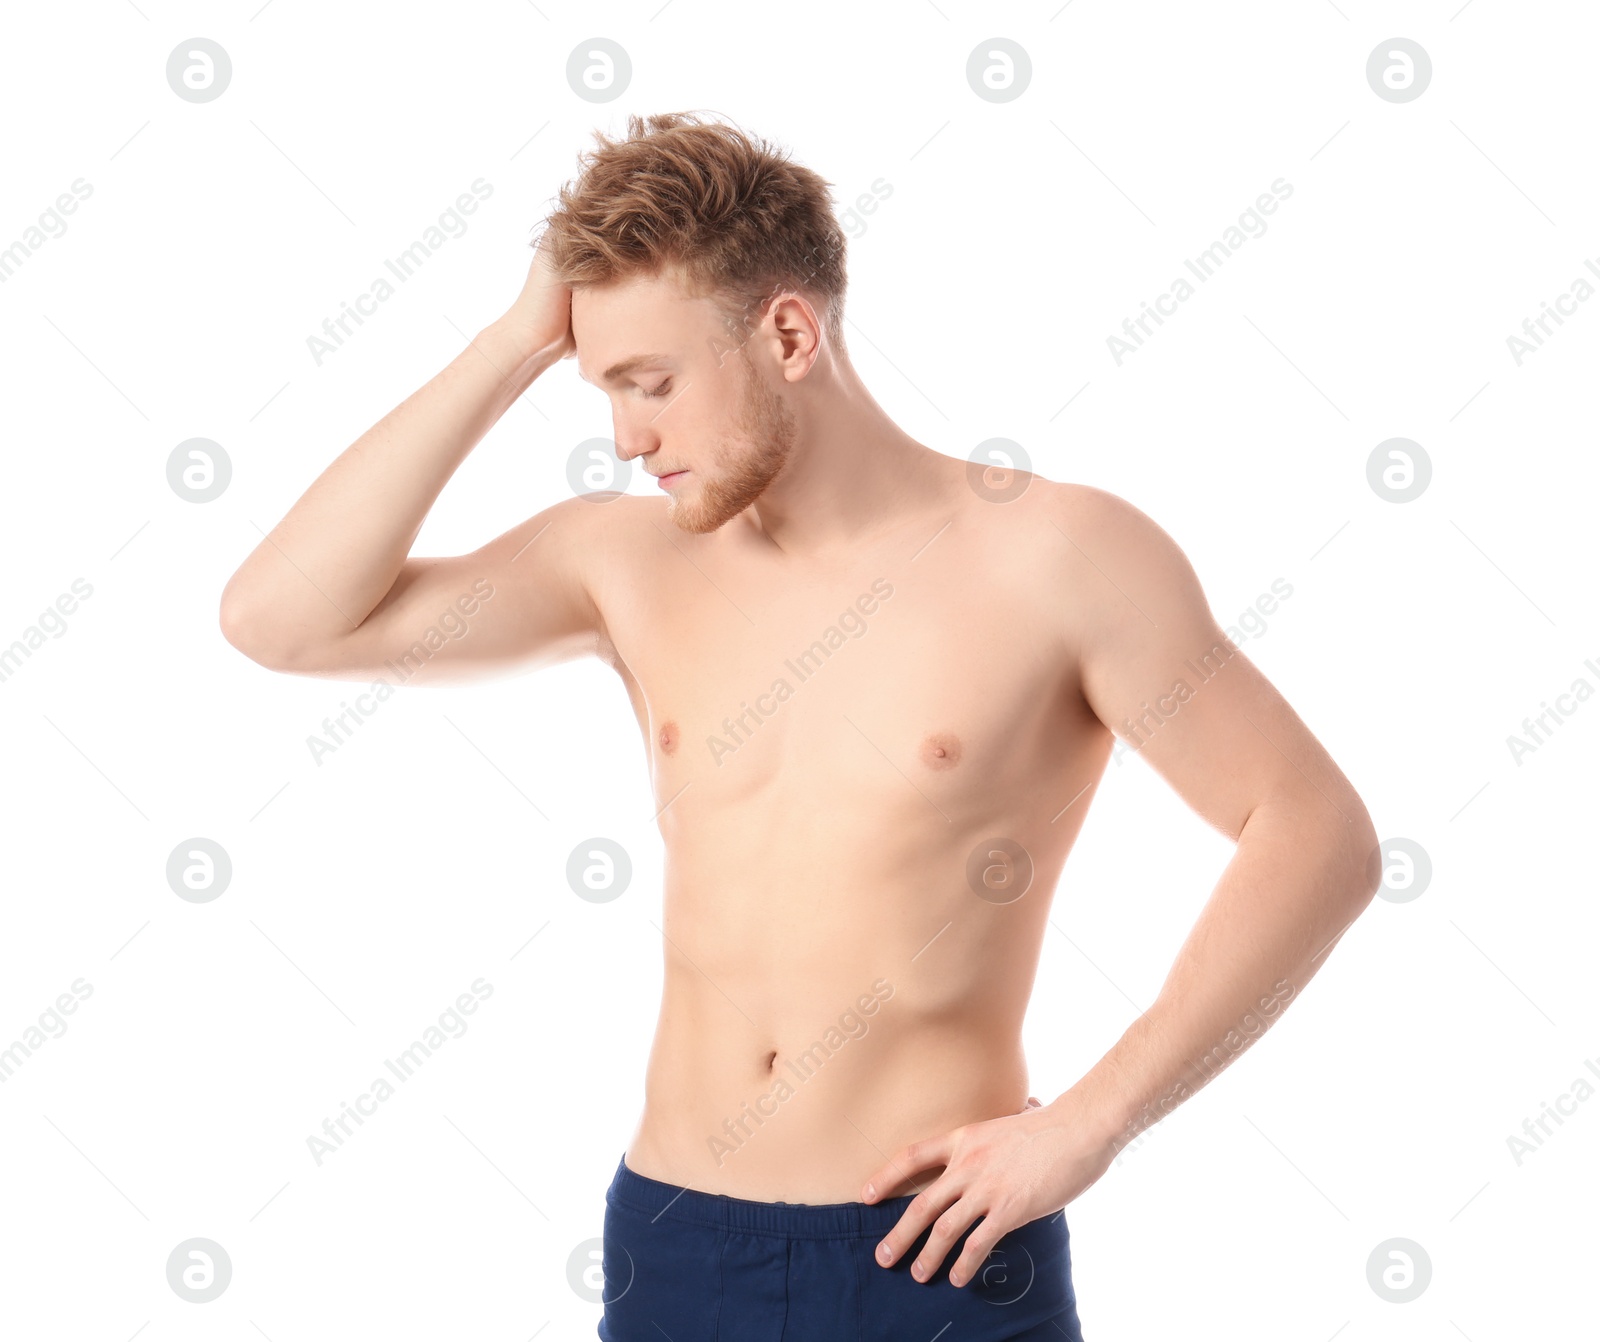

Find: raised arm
219;238;601;685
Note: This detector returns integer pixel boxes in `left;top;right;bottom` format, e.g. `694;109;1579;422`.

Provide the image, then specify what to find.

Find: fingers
860;1128;957;1204
946;1206;1018;1288
908;1196;985;1284
872;1179;959;1271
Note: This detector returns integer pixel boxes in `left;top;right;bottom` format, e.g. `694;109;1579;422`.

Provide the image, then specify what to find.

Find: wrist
477;317;567;381
1043;1080;1144;1159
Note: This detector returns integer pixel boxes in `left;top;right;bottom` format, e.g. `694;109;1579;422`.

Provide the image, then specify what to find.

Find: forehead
571;267;721;381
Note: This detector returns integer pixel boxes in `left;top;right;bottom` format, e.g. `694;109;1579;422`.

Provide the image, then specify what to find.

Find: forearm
220;319;557;661
1054;792;1380;1153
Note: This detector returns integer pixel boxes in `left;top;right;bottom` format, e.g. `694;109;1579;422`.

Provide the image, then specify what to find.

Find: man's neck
739;362;958;558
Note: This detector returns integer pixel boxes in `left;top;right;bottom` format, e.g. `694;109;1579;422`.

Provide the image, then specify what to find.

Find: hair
541;111;848;354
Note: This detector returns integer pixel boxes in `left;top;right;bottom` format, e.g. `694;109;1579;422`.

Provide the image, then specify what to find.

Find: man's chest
597;529;1097;819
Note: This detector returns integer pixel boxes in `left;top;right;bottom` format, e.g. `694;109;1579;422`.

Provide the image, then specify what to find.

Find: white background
1;1;1595;1337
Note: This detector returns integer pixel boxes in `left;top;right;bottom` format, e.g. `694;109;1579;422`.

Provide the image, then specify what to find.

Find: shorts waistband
606;1153;920;1239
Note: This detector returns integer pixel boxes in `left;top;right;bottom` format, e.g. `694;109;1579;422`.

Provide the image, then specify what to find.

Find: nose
612;410;660;465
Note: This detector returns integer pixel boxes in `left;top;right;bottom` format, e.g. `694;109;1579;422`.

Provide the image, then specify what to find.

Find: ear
765;291;824;382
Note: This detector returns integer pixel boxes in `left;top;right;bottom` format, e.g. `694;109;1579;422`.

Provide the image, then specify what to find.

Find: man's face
571;268;797;534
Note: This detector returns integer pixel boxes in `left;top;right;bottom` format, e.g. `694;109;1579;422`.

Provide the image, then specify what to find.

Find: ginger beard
666;349;797;534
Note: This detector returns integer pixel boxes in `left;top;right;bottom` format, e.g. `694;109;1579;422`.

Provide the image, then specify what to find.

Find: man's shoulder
990;476;1204;645
998;475;1176;572
1022;475;1152;531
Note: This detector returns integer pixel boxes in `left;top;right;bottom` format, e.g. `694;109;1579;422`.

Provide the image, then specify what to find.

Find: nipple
658;721;679;756
920;733;962;770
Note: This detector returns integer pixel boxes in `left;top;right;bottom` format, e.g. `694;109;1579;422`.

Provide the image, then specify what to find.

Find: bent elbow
1344;794;1383;906
218;588;296;672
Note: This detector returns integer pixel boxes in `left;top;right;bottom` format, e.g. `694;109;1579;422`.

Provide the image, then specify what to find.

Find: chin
666;499;731;535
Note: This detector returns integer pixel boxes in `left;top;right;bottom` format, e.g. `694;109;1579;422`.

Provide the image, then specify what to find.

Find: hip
597;1152;1084;1342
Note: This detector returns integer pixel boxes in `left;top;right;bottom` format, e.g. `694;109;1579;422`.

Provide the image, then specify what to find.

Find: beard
666;352;797;534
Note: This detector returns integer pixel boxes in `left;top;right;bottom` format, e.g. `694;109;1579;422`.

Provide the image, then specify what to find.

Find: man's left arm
862;484;1382;1287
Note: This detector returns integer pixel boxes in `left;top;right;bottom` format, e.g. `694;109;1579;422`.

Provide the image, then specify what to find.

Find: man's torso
585;467;1114;1202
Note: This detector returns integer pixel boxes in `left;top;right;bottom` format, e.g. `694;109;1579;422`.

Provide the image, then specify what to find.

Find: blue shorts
597;1153;1085;1341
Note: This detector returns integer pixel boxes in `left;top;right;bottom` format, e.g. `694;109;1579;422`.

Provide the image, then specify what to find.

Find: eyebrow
581;353;674;385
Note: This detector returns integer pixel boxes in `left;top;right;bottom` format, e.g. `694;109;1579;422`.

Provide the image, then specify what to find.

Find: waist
629;1015;1029;1201
610;1150;924;1237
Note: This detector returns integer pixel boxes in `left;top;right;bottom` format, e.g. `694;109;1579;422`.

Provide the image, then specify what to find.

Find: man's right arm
219;245;602;686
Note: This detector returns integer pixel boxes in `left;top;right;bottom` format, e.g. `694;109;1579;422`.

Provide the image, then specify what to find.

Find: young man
220;112;1380;1340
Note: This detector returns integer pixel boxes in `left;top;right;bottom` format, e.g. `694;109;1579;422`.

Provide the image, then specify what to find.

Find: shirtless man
220;113;1380;1340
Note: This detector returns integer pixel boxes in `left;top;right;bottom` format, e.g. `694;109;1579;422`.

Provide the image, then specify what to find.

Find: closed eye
645;379;672;398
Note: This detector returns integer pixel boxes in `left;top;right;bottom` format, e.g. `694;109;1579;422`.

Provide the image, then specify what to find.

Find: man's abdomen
624;870;1046;1202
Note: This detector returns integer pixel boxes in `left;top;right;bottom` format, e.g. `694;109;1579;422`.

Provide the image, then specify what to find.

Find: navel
920;732;962;770
658;721;679;755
